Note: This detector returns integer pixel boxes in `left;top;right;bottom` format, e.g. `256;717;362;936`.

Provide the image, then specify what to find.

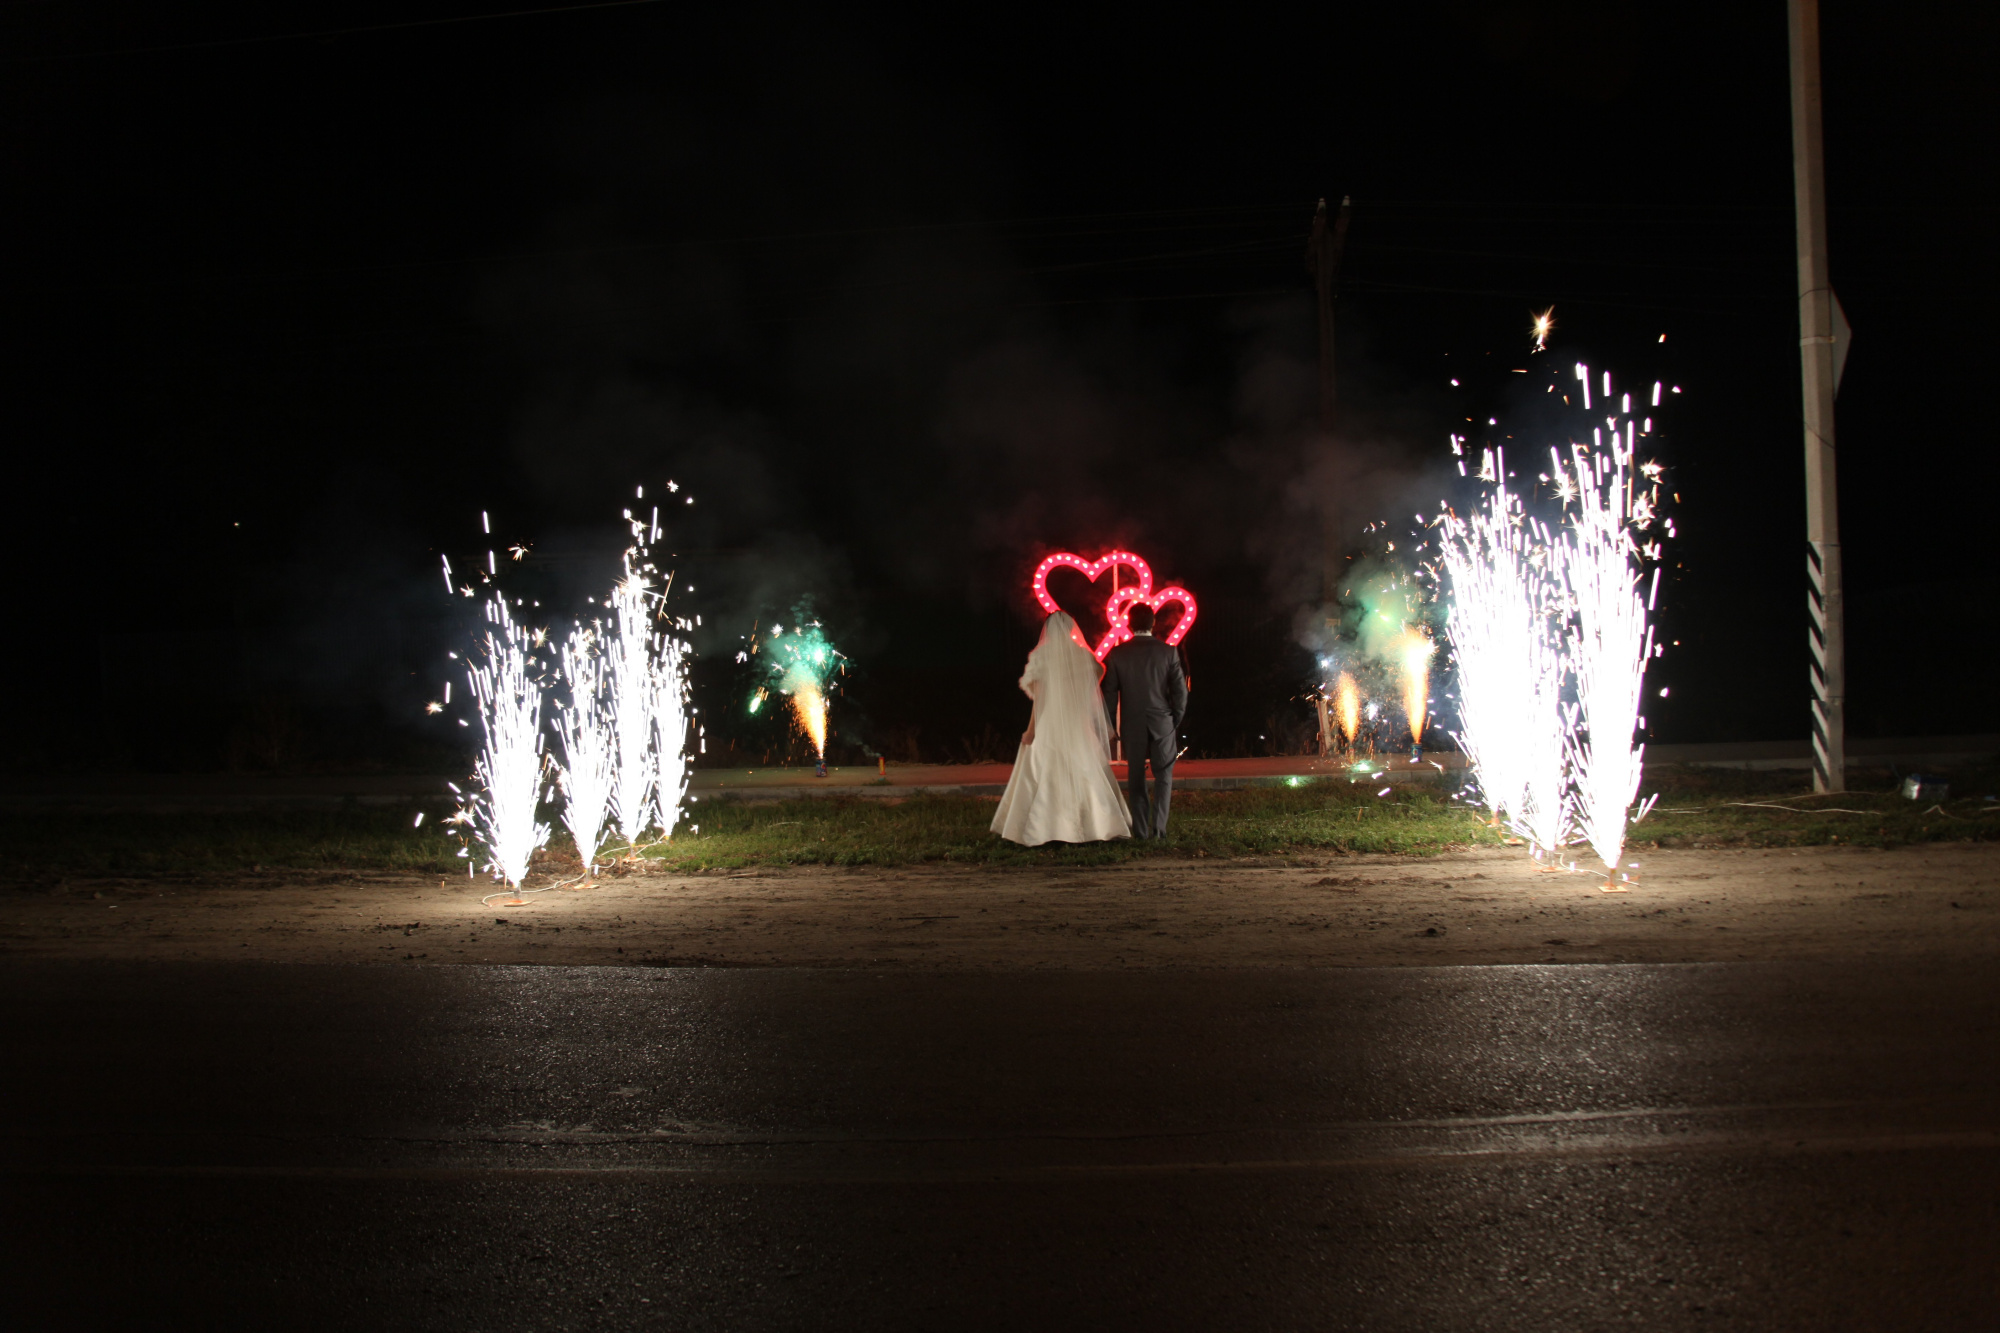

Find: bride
991;611;1134;846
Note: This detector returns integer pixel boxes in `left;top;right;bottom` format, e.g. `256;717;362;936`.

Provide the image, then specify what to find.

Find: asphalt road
3;960;1995;1330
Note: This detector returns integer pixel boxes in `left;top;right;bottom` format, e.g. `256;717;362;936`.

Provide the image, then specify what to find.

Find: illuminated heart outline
1106;584;1197;655
1032;550;1151;658
1031;549;1197;660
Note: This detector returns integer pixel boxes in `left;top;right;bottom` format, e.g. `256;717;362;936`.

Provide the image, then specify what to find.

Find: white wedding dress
991;612;1134;846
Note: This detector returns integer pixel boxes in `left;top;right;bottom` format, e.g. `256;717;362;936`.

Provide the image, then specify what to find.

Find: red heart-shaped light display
1032;550;1151;658
1106;584;1197;655
1031;549;1197;660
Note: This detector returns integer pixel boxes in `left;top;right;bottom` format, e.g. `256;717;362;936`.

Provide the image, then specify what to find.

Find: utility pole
1306;195;1352;606
1307;196;1352;435
1788;0;1845;792
1307;196;1353;760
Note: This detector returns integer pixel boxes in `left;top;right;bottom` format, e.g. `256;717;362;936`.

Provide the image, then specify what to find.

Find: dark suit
1100;633;1188;838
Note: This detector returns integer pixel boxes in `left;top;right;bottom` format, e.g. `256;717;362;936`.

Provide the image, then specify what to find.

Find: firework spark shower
1508;527;1573;862
1441;467;1563;842
1318;552;1437;756
1397;627;1435;751
1334;672;1360;752
581;505;694;853
463;595;550;888
605;567;658;846
759;616;844;763
1436;364;1666;875
553;624;616;867
450;496;695;887
650;629;692;838
1558;369;1664;878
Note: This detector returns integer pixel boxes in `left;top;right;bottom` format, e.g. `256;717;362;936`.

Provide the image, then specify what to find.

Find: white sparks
1558;437;1658;876
650;630;692;839
463;595;549;888
553;623;617;867
1531;306;1555;350
606;570;657;846
1440;467;1568;853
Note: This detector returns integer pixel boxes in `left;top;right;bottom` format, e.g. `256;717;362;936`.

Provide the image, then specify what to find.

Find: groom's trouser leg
1147;730;1175;837
1125;755;1151;835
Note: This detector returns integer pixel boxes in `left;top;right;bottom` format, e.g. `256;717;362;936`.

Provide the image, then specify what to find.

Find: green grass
648;786;1501;871
3;762;1995;883
1631;763;2000;851
638;764;1999;869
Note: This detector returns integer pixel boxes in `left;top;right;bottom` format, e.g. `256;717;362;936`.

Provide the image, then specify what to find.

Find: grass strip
0;763;1992;882
647;787;1497;871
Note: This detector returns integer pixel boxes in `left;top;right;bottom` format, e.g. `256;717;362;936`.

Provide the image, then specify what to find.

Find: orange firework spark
1335;671;1360;750
1398;628;1434;746
791;679;827;759
1531;306;1556;351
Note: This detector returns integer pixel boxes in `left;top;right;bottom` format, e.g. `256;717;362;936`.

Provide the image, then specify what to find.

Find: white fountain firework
1440;467;1537;822
650;628;691;838
1440;465;1573;854
464;595;550;887
604;564;657;847
1556;367;1662;879
552;622;617;867
599;504;694;848
1511;516;1573;860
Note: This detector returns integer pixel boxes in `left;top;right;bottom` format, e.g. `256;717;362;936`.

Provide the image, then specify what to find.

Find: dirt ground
4;842;1997;969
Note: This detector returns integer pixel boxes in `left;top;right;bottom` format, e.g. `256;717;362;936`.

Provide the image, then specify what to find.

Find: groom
1101;604;1188;840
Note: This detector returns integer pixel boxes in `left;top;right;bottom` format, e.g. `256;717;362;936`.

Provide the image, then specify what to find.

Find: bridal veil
990;612;1134;845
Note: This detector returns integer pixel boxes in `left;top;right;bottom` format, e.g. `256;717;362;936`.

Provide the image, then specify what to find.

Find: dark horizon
5;1;1992;773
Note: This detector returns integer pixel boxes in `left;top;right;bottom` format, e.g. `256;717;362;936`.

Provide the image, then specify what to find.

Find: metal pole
1306;195;1353;434
1789;0;1844;792
1306;195;1353;610
1306;197;1354;759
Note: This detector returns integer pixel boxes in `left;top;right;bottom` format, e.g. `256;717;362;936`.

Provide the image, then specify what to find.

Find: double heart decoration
1031;549;1198;661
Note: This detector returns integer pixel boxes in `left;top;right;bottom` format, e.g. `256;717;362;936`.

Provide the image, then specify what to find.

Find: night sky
6;2;1992;772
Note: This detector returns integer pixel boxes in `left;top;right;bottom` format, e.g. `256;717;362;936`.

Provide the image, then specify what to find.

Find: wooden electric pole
1307;195;1352;605
1788;0;1845;792
1307;195;1352;434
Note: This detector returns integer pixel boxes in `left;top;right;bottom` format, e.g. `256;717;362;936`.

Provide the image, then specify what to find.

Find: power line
7;0;668;63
